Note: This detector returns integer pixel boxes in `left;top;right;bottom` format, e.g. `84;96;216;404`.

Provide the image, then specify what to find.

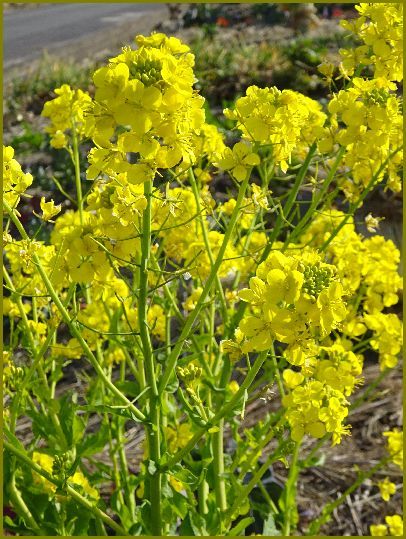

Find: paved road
3;3;166;67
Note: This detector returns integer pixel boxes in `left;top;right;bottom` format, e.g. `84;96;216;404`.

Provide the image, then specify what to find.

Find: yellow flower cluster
340;3;403;82
221;249;354;445
302;210;402;371
41;84;92;148
85;33;206;185
4;238;59;300
319;77;402;198
281;341;363;444
236;249;347;355
370;515;403;537
223;86;326;172
370;429;403;535
3;145;33;208
384;429;403;470
153;186;238;281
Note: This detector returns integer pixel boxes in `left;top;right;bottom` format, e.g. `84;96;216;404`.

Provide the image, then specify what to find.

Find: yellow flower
283;369;304;390
3;145;33;208
169;475;185;493
383;429;403;469
165;423;193;453
370;524;388;536
40;197;62;222
385;515;403;536
377;477;396;501
216;141;260;181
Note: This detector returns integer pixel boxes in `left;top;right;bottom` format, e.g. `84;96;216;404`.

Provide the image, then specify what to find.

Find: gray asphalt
3;3;165;67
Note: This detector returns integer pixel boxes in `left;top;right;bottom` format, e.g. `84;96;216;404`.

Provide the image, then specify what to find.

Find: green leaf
77;423;109;457
170;491;188;519
226;516;255;536
165;369;179;393
26;405;58;442
114;380;141;399
58;393;85;447
263;513;282;536
4;426;26;453
179;511;207;535
172;465;199;487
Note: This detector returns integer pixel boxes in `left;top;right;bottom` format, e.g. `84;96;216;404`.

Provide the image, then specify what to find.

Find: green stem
139;179;162;536
270;343;285;398
159;172;251;394
225;440;288;528
213;419;227;514
321;146;403;251
258;480;279;514
349;368;390;411
228;147;316;336
3;266;67;447
161;350;268;472
236;415;283;478
71;121;84;225
261;143;316;262
8;473;42;533
188;167;228;324
149;251;213;379
282;441;301;536
283;147;345;247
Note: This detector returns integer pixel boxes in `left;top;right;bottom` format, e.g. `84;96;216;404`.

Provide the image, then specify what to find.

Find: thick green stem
8;474;42;533
213;419;227;513
159;172;251;394
139;179;162;536
282;442;301;536
71;121;84;225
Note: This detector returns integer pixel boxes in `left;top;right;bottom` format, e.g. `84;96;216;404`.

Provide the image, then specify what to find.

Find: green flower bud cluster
52;453;69;482
366;87;390;106
5;365;24;392
130;58;163;87
177;364;202;385
100;185;115;209
300;263;335;300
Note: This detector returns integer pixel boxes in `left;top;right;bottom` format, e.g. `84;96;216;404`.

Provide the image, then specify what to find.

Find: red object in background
332;7;344;18
216;16;230;27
